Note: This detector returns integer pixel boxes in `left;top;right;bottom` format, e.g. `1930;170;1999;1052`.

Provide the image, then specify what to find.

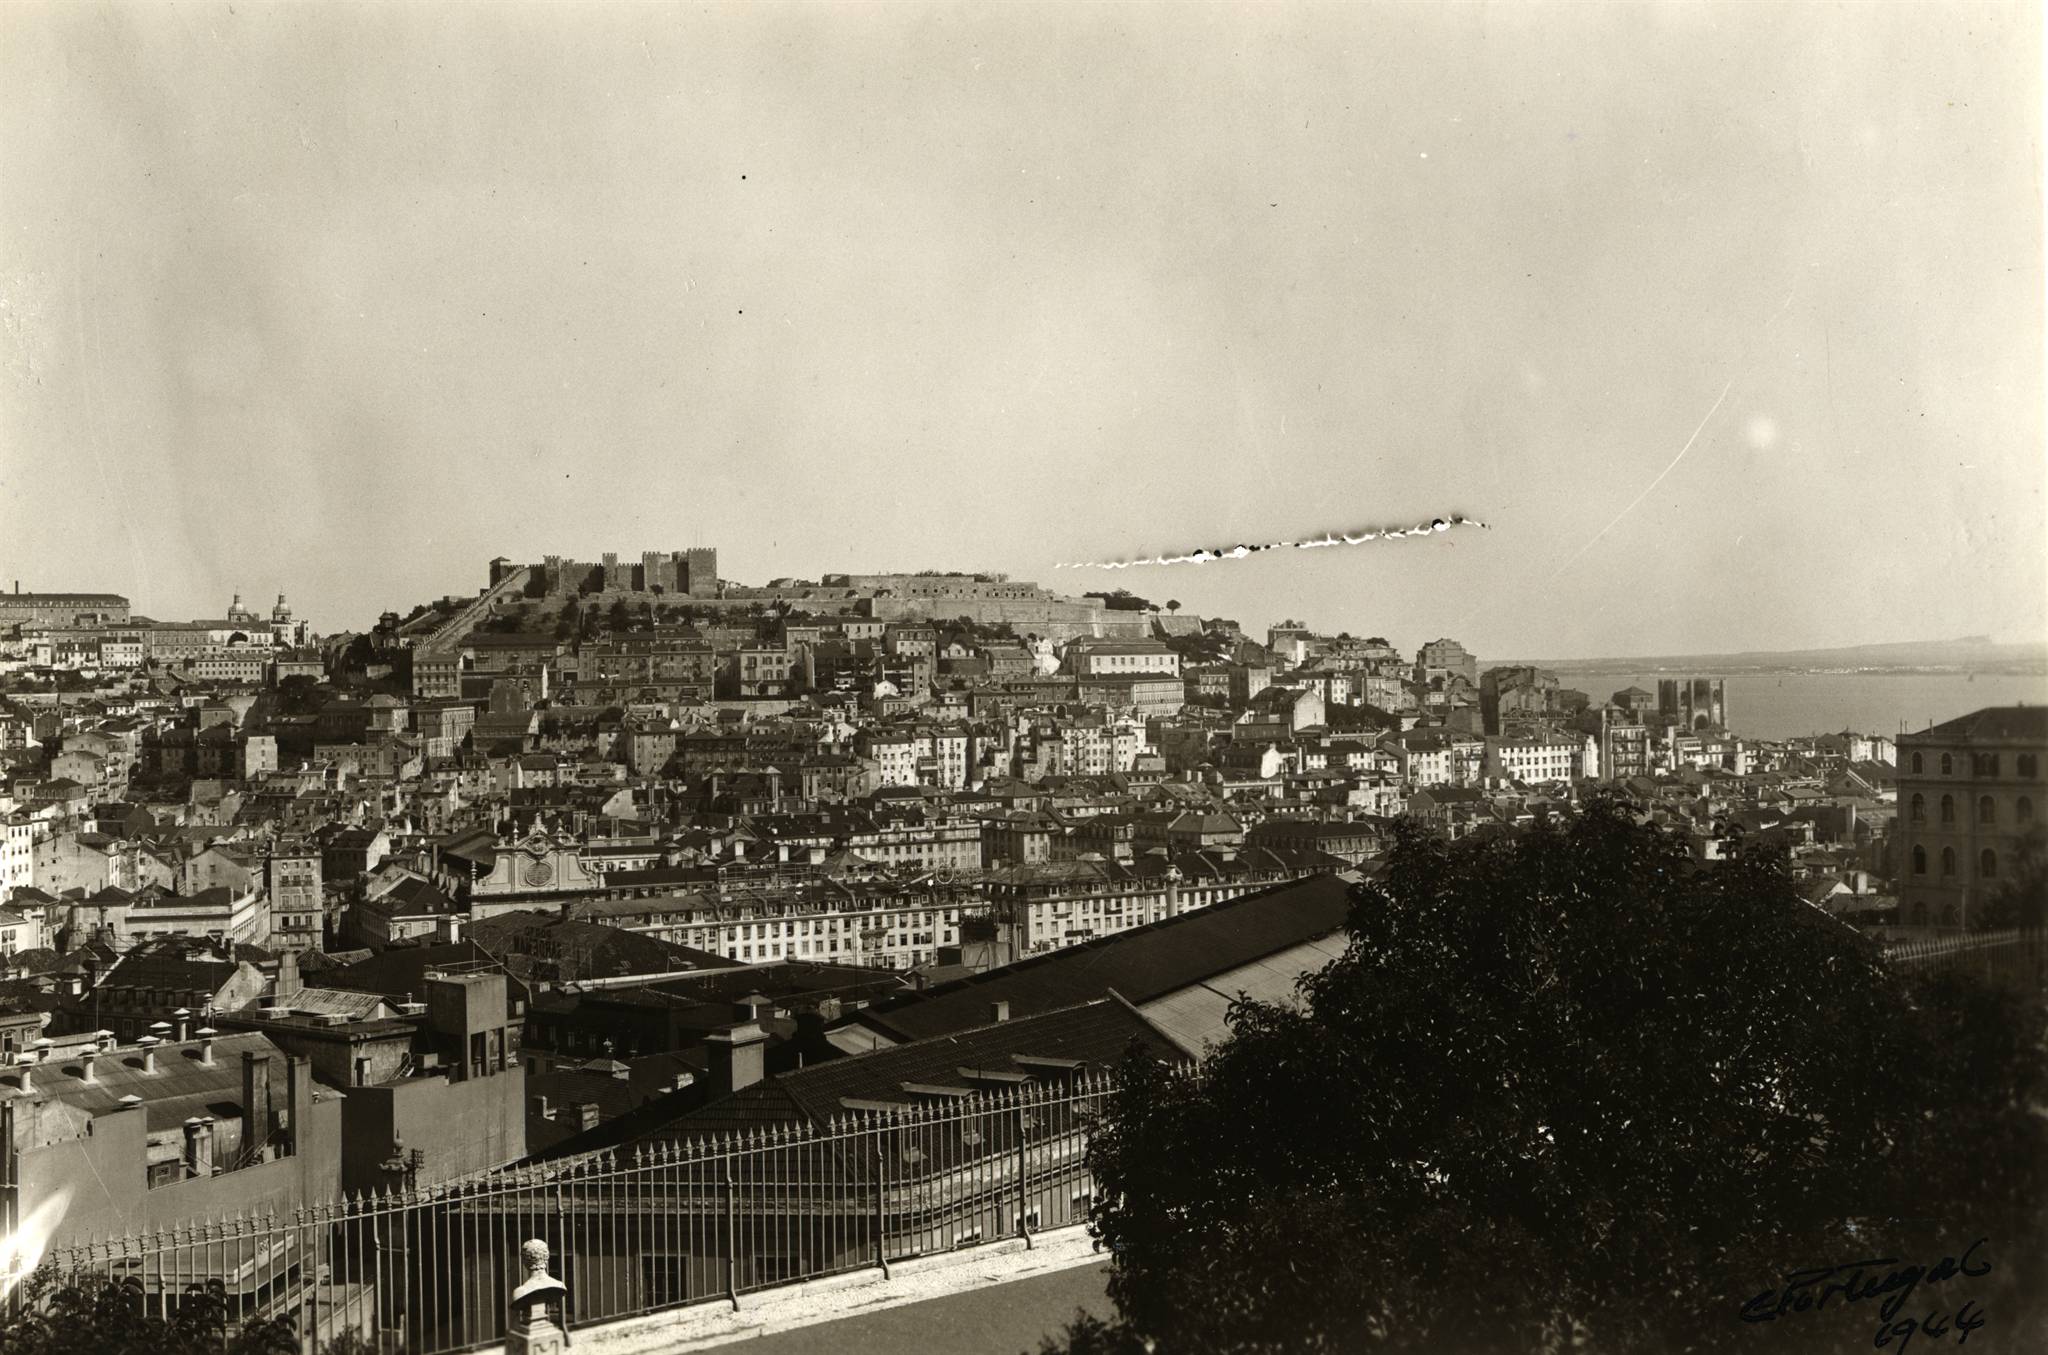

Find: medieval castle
492;549;719;599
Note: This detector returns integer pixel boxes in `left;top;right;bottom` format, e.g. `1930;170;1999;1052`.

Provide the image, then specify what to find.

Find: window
1911;846;1927;875
1977;796;1995;825
1941;847;1956;877
1980;849;1997;879
1910;752;1924;774
1940;795;1955;825
2021;797;2035;825
1909;794;1925;823
2021;754;2040;779
1940;753;1953;775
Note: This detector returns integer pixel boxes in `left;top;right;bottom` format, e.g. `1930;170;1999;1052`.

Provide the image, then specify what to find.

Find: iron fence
1882;927;2047;992
2;1073;1113;1354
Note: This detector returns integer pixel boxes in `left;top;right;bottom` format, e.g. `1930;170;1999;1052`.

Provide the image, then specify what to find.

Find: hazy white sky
2;1;2040;658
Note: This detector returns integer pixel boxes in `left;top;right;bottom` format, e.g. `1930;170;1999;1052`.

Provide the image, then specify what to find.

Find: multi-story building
577;632;718;699
1;816;36;899
1896;706;2046;927
1413;638;1478;688
0;588;130;629
1483;734;1588;785
1065;640;1181;679
267;839;323;952
583;879;979;970
732;644;795;698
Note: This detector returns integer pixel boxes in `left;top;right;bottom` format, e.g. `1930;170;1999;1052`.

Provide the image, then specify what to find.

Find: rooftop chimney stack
989;1000;1010;1023
139;1037;160;1075
183;1117;214;1178
79;1048;97;1084
173;1009;192;1042
703;1021;768;1097
14;1053;33;1094
242;1050;273;1159
197;1028;218;1066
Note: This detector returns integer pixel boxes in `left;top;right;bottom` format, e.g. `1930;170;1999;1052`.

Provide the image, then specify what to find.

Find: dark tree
1050;801;2046;1355
274;676;324;715
1973;825;2046;933
0;1273;297;1355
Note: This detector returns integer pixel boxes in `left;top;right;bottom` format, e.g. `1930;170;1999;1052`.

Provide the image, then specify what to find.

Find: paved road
723;1260;1114;1355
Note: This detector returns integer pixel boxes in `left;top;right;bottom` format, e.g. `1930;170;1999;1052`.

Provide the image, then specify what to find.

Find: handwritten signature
1739;1238;1992;1348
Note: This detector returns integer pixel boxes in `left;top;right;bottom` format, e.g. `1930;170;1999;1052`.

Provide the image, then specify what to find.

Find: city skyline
3;1;2042;656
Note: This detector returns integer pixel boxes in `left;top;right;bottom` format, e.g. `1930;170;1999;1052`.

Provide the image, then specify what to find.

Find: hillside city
0;553;2039;1349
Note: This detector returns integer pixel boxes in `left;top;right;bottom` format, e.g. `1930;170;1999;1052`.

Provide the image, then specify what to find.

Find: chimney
242;1049;272;1159
703;1021;767;1097
575;1102;601;1131
79;1047;98;1084
197;1028;218;1066
276;951;302;1000
183;1116;214;1177
173;1008;192;1042
988;1000;1010;1024
139;1036;160;1075
96;1030;116;1053
32;1038;53;1063
13;1053;32;1094
532;1095;554;1121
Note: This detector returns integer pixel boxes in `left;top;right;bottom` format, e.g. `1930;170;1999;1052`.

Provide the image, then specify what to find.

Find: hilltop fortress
494;549;719;599
462;553;1145;643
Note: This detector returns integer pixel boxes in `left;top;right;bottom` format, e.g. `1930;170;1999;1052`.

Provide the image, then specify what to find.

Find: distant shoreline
1503;664;2048;679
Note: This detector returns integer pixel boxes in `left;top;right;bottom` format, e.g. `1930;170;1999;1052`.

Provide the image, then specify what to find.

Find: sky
2;1;2041;660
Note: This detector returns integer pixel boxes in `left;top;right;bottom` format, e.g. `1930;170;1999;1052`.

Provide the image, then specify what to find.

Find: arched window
2021;796;2035;825
1911;752;1924;774
1940;847;1956;876
1940;794;1955;824
1910;793;1925;822
1940;753;1953;775
1911;845;1927;875
1911;901;1928;926
1978;795;1995;825
2021;754;2039;779
1979;849;1997;879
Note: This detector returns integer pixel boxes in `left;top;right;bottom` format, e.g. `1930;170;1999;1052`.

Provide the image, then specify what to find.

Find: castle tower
272;593;292;626
683;547;718;598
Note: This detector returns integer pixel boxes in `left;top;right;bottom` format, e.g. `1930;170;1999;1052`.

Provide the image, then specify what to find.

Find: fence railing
1881;927;2047;992
2;1074;1114;1354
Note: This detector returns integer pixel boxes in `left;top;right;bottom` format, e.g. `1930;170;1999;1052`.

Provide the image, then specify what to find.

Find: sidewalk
716;1258;1112;1355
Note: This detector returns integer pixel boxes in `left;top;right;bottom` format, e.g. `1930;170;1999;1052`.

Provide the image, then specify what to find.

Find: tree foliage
0;1273;296;1355
1973;825;2047;933
1054;800;2047;1355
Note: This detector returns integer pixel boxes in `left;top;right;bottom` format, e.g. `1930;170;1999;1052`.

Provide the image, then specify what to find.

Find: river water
1553;671;2048;742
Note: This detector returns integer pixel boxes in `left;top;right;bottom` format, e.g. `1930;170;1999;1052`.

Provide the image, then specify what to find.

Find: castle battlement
522;548;718;599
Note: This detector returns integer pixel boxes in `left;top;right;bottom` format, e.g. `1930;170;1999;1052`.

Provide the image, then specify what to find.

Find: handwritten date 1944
1873;1300;1987;1352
